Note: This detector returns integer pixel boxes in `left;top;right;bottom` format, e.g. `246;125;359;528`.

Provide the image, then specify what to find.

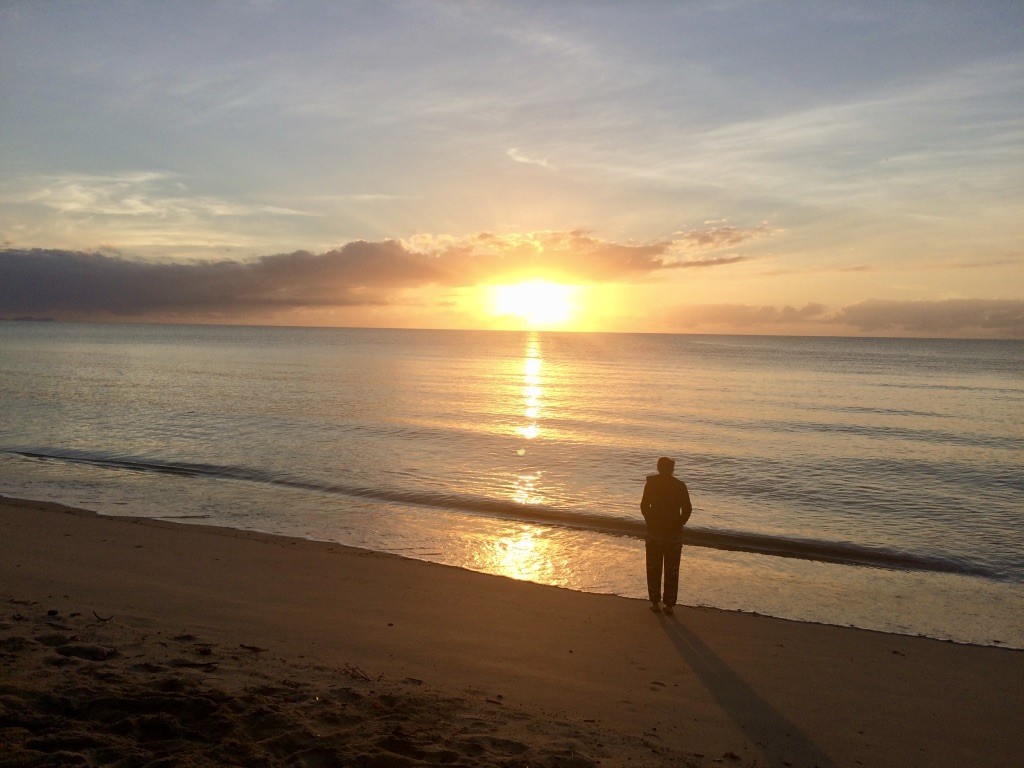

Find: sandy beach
1;495;1021;768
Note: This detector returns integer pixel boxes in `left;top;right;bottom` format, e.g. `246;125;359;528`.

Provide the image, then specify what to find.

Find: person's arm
640;480;653;522
679;482;692;526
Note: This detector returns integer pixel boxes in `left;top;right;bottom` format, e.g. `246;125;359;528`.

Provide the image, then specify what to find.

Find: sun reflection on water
512;334;545;504
516;424;539;440
488;526;559;583
517;340;543;441
512;470;541;505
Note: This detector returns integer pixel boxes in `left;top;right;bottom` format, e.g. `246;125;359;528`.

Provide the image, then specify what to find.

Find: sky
1;0;1022;337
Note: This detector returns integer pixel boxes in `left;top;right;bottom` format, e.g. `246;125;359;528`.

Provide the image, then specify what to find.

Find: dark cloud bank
0;244;432;316
674;300;1024;338
2;244;1021;338
0;237;743;318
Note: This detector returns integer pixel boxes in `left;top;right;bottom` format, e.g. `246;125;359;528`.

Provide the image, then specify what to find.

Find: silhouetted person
640;456;692;615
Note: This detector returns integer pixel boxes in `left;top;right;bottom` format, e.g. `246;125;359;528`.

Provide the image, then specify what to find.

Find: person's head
656;456;675;475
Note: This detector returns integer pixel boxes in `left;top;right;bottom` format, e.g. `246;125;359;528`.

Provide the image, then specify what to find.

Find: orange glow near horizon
488;280;578;329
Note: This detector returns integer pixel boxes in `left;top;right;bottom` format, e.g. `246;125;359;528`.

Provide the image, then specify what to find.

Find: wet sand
1;495;1021;767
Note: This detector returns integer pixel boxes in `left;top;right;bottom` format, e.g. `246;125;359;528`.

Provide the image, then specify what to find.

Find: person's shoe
649;602;662;613
662;604;674;615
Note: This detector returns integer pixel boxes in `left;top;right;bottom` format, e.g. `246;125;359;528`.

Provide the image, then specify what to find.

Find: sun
488;280;578;328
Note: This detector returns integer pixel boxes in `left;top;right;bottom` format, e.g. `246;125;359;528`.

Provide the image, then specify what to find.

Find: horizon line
2;317;1020;343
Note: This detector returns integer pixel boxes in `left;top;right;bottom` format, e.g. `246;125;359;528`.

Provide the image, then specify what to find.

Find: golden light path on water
488;334;559;582
489;526;562;583
513;334;543;502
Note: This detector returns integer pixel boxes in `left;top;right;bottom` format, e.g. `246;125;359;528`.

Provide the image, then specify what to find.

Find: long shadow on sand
660;615;834;768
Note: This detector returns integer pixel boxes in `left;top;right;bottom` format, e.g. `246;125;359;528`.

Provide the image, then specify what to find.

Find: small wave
814;404;945;418
10;448;1009;581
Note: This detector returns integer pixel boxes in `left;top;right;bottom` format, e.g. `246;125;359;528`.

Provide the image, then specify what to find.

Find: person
640;456;692;615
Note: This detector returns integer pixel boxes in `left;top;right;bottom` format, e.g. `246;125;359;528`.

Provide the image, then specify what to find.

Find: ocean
1;322;1021;647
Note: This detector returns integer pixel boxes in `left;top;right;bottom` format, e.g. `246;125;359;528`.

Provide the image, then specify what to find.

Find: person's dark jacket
640;473;692;542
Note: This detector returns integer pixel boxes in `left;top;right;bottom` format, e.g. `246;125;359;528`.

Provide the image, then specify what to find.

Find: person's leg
645;540;663;608
662;542;683;609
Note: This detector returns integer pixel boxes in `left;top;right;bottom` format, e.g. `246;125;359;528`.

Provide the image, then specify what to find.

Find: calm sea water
1;322;1021;646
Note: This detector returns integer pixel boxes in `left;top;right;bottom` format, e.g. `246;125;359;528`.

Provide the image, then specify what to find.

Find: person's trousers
645;539;683;606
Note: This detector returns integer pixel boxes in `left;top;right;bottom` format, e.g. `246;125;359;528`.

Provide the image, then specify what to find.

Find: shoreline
0;493;974;647
11;449;1002;581
2;494;1023;767
4;482;1020;651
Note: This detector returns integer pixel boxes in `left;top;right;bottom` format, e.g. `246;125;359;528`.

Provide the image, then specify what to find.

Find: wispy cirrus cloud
760;256;1022;278
758;264;871;277
673;223;774;250
0;171;324;257
507;148;554;169
5;172;314;219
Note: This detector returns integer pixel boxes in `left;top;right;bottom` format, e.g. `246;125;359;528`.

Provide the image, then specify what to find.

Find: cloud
507;148;553;169
308;193;406;203
671;300;1024;338
4;172;314;219
927;258;1022;271
671;255;749;268
834;299;1024;336
0;231;750;319
4;242;1019;337
673;223;773;250
0;246;403;318
672;302;828;327
759;264;871;276
762;257;1022;278
403;230;754;280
